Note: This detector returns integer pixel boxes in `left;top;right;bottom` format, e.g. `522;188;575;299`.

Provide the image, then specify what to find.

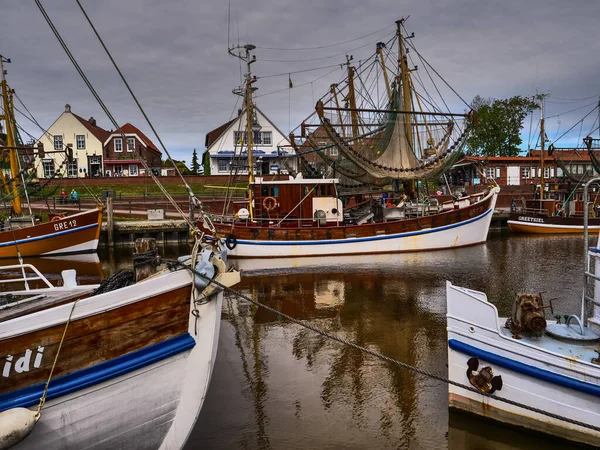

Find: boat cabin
246;176;343;227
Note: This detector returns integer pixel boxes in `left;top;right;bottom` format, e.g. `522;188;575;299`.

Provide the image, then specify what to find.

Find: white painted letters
2;347;45;377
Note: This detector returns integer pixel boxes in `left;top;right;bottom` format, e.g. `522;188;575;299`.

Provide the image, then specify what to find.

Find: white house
36;104;109;178
204;107;296;176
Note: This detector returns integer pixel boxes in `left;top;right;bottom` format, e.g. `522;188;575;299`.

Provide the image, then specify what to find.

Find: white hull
42;238;99;255
4;258;236;450
446;282;600;446
228;191;498;258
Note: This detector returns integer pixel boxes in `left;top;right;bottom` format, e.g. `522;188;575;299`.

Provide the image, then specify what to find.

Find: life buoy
555;202;563;215
225;233;237;250
262;196;278;212
51;215;63;222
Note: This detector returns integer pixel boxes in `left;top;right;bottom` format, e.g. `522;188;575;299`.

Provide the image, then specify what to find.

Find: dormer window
127;138;135;152
115;138;123;152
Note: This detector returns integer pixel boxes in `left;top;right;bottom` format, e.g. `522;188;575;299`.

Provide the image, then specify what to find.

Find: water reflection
188;232;592;449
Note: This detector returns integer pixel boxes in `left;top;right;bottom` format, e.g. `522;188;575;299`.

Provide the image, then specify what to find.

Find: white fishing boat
0;244;240;450
446;179;600;446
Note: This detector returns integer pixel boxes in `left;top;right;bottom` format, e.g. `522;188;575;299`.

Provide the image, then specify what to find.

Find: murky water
11;232;592;449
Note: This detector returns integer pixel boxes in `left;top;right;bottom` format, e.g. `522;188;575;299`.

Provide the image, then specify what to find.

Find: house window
530;167;537;178
129;164;138;176
234;131;247;146
521;167;530;179
261;131;272;146
218;159;229;172
67;159;78;178
253;131;262;145
127;138;135;152
485;168;496;179
115;138;123;152
54;135;63;150
76;135;86;150
43;159;55;178
329;146;338;157
544;167;550;178
114;164;123;176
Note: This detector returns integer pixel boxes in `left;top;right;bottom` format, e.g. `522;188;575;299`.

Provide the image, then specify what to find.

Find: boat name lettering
54;219;77;231
2;347;45;378
468;206;485;217
518;216;544;223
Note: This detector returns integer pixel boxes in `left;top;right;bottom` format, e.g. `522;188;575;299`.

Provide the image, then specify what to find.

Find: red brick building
103;123;161;177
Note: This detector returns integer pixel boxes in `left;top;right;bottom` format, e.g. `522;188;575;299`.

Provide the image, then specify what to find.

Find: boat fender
0;408;38;450
193;249;215;290
225;234;237;250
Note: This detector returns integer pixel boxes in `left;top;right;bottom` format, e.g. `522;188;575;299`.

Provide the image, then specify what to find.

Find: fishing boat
205;20;499;258
0;56;103;258
0;240;240;450
446;178;600;446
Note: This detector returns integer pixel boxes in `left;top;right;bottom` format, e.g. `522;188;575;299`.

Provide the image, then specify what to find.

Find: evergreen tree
191;148;200;174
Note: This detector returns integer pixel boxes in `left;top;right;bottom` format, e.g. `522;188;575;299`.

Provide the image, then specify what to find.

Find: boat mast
397;19;413;152
376;42;392;103
540;96;545;201
0;56;22;216
346;55;359;139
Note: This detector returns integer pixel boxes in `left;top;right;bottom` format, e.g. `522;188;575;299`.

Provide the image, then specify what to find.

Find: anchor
466;357;503;394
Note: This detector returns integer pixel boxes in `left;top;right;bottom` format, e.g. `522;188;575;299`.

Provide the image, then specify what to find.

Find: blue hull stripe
233;207;492;246
449;338;600;398
0;223;98;248
0;333;195;412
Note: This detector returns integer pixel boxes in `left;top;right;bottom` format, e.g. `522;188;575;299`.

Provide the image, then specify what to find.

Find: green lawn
40;182;247;198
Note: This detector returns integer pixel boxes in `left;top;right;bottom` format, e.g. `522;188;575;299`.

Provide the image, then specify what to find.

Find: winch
506;293;553;339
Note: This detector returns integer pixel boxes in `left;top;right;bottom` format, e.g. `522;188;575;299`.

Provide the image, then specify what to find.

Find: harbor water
16;231;591;449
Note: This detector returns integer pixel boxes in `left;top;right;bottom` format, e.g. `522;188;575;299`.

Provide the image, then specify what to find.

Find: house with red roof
35;104;110;178
103;123;162;177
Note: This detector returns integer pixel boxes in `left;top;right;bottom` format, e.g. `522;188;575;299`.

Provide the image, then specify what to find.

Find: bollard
134;238;158;282
107;197;114;248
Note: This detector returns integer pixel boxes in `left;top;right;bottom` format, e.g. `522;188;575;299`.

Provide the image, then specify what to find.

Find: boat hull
213;188;499;258
0;263;228;450
507;211;600;234
0;207;103;258
446;282;600;446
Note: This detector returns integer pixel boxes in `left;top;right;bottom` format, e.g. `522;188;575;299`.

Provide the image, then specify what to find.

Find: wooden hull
0;256;236;449
210;187;499;258
507;211;600;234
0;207;103;258
446;281;600;447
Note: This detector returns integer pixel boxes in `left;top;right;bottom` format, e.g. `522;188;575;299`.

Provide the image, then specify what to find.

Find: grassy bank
41;182;247;198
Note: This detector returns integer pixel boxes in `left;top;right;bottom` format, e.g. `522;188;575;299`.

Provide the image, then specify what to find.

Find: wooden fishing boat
446;179;600;446
205;20;499;258
0;56;103;258
0;242;240;450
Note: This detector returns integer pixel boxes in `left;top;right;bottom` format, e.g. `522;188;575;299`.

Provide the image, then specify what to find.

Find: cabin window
43;159;55;178
54;135;63;150
115;138;123;152
272;186;278;197
218;159;229;172
76;135;85;150
67;159;78;178
127;138;135;152
304;186;309;196
521;167;530;179
261;185;269;196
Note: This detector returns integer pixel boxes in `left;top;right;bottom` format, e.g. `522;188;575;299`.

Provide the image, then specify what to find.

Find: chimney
89;117;96;126
65;104;71;113
238;108;242;117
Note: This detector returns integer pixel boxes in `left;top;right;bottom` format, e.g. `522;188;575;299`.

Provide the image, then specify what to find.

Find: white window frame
76;135;86;150
115;138;123;152
129;164;138;176
43;159;55;178
234;131;248;146
114;164;123;176
521;167;530;179
485;167;495;179
330;146;338;157
218;159;229;172
544;167;550;178
261;131;272;146
54;135;63;150
127;138;135;152
67;158;78;178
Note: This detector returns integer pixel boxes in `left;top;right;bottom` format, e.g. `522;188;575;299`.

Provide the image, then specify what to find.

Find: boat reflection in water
0;253;104;290
190;234;584;449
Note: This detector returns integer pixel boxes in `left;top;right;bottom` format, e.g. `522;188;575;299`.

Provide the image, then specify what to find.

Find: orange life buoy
555;202;562;215
262;196;278;212
51;215;63;222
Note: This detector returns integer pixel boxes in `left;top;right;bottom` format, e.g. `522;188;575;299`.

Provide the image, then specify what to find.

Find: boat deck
498;319;600;363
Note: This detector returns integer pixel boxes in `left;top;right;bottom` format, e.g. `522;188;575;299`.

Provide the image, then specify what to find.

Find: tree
202;150;211;175
191;148;200;174
465;95;538;157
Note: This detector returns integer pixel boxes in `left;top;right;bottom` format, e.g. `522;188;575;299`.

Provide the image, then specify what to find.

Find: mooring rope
162;259;600;434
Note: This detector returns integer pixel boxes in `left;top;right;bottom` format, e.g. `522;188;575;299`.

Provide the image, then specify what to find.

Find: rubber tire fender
225;233;237;250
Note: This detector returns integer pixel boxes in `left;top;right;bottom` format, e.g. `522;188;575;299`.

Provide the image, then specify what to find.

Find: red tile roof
115;123;160;153
205;118;235;148
72;113;110;143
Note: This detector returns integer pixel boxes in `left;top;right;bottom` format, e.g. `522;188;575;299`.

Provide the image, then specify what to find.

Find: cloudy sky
3;0;600;163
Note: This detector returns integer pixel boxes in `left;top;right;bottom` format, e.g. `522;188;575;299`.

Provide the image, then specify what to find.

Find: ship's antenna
227;1;231;50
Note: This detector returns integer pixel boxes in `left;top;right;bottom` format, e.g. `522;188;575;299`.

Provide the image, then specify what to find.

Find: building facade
103;123;162;177
35;104;109;178
204;107;296;176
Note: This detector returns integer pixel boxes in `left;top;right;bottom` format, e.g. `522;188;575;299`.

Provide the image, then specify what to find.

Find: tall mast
397;19;413;152
346;55;359;139
376;42;392;103
0;56;22;216
540;96;545;201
